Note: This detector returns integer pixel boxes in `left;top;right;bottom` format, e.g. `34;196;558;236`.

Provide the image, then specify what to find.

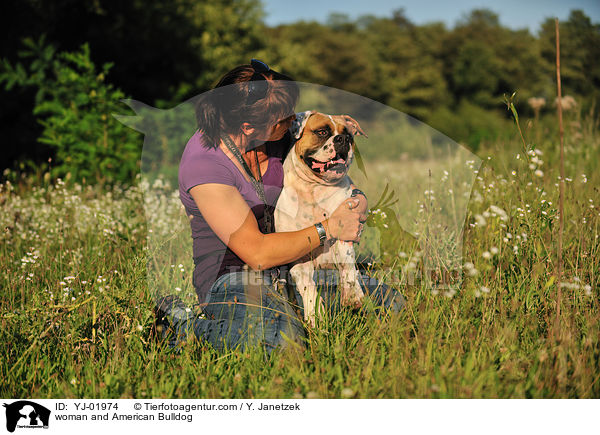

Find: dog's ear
342;115;368;138
291;110;315;140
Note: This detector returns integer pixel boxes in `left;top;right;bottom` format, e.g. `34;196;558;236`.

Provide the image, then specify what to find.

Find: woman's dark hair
195;63;299;148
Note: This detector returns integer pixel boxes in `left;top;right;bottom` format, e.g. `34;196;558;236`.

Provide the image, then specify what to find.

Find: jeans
169;269;405;353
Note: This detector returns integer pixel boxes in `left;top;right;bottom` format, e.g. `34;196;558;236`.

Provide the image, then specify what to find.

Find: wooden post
555;18;565;338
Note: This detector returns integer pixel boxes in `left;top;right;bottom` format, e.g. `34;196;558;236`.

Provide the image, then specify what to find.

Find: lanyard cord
221;134;273;234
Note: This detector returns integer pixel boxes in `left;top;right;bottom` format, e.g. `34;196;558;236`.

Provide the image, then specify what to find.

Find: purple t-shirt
178;130;284;303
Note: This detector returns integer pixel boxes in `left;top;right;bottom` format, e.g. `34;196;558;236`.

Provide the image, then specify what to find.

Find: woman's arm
189;183;362;270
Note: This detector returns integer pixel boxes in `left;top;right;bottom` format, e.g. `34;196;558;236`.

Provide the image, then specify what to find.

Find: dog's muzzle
304;134;352;174
304;153;348;174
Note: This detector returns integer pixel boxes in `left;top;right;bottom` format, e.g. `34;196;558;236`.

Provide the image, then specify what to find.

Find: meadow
1;109;598;399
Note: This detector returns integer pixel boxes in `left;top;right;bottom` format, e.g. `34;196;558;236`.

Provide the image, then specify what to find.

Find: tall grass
0;110;598;398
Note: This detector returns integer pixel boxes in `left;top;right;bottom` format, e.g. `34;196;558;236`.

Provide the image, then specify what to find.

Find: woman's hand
353;193;368;223
326;197;363;242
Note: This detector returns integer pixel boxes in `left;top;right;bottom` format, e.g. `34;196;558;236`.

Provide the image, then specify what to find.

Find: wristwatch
314;222;327;246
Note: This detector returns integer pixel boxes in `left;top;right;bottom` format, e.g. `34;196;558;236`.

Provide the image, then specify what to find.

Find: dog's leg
333;241;365;308
290;262;322;327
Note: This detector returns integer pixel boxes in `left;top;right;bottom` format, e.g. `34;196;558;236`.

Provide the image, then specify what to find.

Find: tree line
1;0;598;181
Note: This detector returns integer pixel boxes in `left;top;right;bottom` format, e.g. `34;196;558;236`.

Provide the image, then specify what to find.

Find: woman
156;60;404;352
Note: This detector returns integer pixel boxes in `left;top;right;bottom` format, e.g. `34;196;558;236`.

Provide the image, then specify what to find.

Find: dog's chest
275;152;352;233
285;180;350;223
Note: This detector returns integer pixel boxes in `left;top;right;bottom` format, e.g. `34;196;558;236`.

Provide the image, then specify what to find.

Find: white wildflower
489;205;508;221
559;282;580;290
474;214;487;226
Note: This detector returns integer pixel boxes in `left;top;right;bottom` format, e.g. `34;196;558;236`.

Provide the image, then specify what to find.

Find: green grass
1;113;598;398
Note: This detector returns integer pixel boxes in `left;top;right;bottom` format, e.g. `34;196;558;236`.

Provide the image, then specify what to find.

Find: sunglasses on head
246;59;270;105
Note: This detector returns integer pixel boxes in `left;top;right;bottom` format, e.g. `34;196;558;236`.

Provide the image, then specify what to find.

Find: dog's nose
333;134;351;154
333;134;345;145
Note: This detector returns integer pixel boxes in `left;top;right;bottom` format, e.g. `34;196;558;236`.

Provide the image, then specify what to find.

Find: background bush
0;37;140;185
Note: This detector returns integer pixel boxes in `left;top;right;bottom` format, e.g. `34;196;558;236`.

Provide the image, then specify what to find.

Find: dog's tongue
311;158;346;173
311;160;326;171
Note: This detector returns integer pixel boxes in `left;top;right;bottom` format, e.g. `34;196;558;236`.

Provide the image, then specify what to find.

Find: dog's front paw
340;284;364;309
303;297;326;328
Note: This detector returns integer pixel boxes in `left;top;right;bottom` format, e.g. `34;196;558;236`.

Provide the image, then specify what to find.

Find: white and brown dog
275;112;366;325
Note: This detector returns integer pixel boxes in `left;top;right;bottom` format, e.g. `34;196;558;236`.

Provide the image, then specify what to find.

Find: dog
275;111;366;326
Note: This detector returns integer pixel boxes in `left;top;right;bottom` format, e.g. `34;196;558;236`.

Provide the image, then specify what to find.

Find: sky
261;0;600;34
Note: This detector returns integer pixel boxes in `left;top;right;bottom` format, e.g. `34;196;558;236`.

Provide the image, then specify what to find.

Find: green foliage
1;113;599;398
265;20;378;99
1;4;599;178
174;0;267;96
263;7;600;145
0;37;141;184
452;40;500;106
429;101;512;150
363;14;451;120
538;10;600;111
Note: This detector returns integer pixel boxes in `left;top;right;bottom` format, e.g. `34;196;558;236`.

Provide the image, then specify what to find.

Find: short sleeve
179;151;236;193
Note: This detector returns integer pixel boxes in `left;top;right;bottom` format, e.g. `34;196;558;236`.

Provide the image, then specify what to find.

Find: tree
0;0;266;172
0;38;140;184
442;9;545;111
363;16;449;120
264;21;378;99
539;10;600;108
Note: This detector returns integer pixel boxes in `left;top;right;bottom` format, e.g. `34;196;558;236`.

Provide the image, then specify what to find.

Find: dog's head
294;112;362;182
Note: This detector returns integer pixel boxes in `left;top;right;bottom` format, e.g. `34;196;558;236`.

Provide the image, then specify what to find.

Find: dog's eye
313;129;329;137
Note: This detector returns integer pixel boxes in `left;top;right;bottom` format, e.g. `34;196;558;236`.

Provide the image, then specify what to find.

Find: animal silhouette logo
115;82;482;294
3;401;51;432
